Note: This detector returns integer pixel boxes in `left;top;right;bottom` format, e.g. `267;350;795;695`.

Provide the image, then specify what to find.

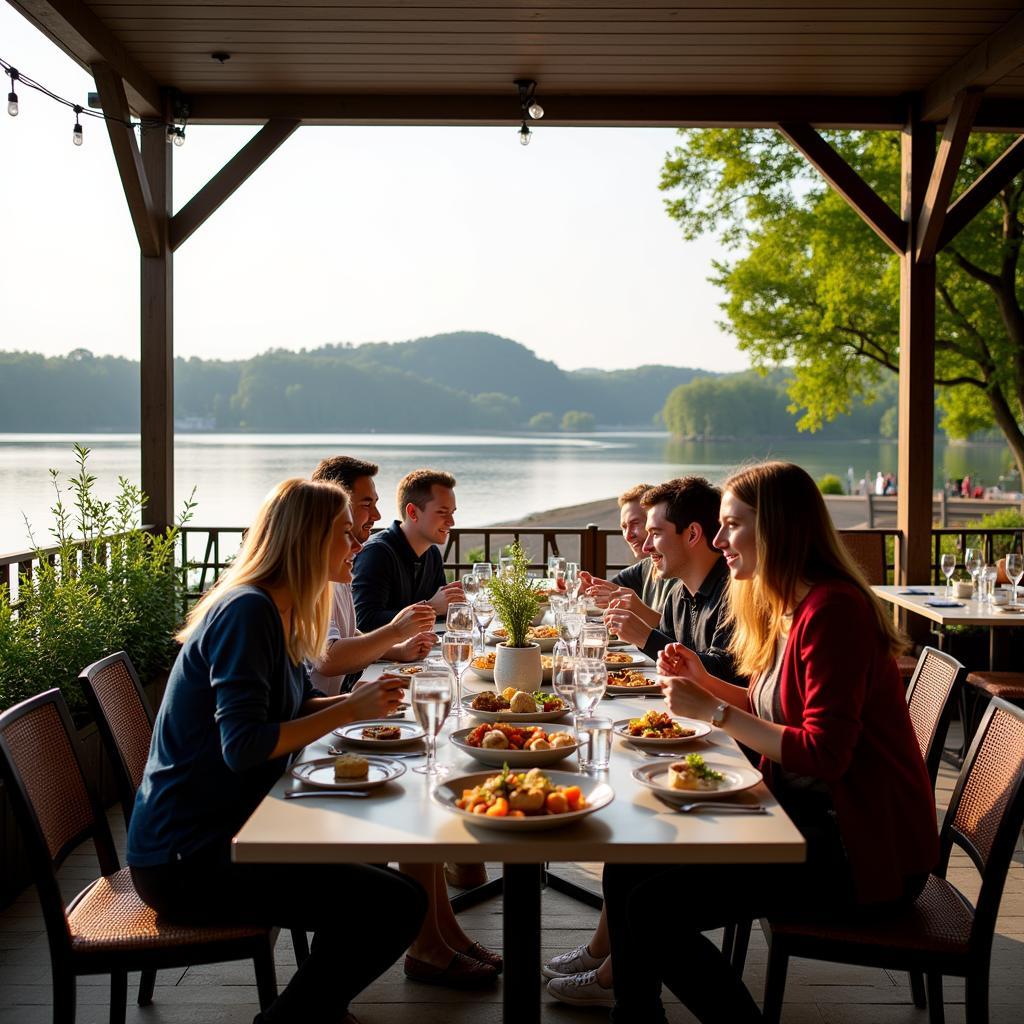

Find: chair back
79;651;154;827
940;698;1024;950
838;530;886;585
904;647;964;787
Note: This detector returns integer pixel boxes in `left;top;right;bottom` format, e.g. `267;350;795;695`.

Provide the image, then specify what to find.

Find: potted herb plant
487;541;543;690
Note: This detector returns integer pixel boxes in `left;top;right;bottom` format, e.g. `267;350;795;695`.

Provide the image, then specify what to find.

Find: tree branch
948;247;1002;290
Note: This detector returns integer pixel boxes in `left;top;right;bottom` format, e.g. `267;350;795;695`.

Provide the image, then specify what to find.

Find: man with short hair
603;476;738;680
352;468;465;632
309;456;435;695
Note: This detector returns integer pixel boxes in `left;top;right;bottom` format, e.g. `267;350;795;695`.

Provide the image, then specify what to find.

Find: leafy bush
485;542;539;648
0;444;194;716
818;474;845;495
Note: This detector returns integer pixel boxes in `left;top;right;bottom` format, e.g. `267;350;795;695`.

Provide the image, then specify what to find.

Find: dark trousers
131;855;426;1023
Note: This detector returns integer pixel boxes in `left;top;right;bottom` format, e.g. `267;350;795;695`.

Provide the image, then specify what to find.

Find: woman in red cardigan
602;461;938;1024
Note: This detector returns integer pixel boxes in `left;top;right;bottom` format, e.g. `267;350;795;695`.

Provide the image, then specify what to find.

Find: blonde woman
602;462;938;1024
128;479;426;1024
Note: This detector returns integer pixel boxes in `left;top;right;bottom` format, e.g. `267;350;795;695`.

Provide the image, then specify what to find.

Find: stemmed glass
565;562;582;600
472;562;493;582
551;641;577;720
558;600;585;655
462;572;481;605
1006;552;1023;609
940;554;956;597
965;547;982;598
547;555;567;583
471;591;494;655
441;629;474;724
574;658;608;717
411;669;451;776
446;602;475;633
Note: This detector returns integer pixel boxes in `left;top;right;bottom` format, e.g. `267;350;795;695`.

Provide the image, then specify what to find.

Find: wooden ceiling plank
90;62;160;256
921;8;1024;120
777;121;904;254
938;134;1024;249
169;118;300;251
915;87;982;262
8;0;161;115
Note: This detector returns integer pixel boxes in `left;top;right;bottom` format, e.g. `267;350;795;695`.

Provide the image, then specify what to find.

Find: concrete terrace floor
1;728;1021;1024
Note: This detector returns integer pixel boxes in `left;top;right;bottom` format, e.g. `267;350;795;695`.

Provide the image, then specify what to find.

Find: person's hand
660;676;719;721
343;674;405;719
391;631;436;662
603;602;652;647
657;643;710;687
583;578;620;609
430;580;465;613
389;602;436;641
602;588;653;617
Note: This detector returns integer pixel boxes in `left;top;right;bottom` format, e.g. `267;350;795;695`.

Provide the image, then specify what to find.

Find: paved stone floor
1;730;1021;1024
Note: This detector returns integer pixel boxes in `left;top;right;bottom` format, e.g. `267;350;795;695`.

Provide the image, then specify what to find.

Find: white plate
451;725;578;767
461;694;572;723
290;755;406;791
605;669;661;695
487;629;560;652
603;652;648;669
632;760;763;801
332;719;425;748
434;769;614;831
613;716;711;747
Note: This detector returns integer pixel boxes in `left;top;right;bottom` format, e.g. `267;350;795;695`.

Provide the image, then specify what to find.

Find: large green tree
660;130;1024;484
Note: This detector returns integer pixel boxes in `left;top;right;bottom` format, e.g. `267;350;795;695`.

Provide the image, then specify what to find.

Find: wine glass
1005;552;1023;608
574;658;608;716
940;554;956;597
565;561;582;599
547;555;566;581
462;573;481;604
964;547;982;598
551;641;577;717
580;622;609;661
446;601;474;633
441;629;473;724
411;669;452;776
472;562;493;582
471;591;494;655
558;601;585;655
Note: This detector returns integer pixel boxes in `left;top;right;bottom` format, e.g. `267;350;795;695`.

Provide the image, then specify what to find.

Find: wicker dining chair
0;688;278;1024
759;697;1024;1024
78;649;311;1007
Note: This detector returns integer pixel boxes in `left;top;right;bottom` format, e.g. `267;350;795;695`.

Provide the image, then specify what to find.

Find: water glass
1006;552;1023;607
446;601;474;633
462;573;481;604
575;715;612;772
574;657;607;715
964;547;982;597
565;561;582;599
411;669;451;776
471;592;494;654
558;601;585;654
441;630;473;723
547;555;567;580
980;564;998;605
551;642;576;711
498;555;515;577
472;562;493;582
940;554;956;597
580;622;608;661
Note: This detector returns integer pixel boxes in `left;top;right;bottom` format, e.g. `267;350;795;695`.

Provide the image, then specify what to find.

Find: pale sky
0;4;746;374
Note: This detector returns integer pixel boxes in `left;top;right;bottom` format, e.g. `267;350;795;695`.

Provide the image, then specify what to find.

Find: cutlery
675;802;765;814
328;745;424;759
634;748;696;757
284;790;369;800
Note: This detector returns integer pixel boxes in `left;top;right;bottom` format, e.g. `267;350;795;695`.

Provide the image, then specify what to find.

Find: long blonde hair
724;462;905;679
177;478;348;664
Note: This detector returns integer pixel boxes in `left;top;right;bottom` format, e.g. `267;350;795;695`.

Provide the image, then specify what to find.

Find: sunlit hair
617;482;652;507
177;478;348;665
397;468;456;516
311;455;378;493
723;461;905;678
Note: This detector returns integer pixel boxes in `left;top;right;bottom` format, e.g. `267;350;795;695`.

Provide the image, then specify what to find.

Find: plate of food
468;652;554;684
487;626;561;651
614;710;711;747
290;754;406;791
632;756;763;801
463;690;571;722
606;669;662;695
604;651;649;668
435;766;613;831
452;723;578;767
332;719;426;748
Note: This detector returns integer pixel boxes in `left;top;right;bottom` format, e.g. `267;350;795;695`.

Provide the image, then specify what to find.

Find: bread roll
334;754;369;780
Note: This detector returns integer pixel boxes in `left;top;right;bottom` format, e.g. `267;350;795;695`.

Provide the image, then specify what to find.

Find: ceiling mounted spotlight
211;52;231;63
513;78;543;146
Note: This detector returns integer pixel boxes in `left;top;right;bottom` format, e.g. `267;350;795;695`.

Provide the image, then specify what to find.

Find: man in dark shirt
352;468;465;631
604;476;739;683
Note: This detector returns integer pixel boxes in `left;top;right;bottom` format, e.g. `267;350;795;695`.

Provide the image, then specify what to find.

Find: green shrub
485;542;539;647
818;474;845;495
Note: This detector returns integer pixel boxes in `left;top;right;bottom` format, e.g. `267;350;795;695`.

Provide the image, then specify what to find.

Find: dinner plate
603;652;649;668
613;716;711;747
434;769;614;831
451;725;578;767
332;719;425;748
487;629;560;652
290;755;406;791
468;656;554;684
632;760;763;801
605;669;661;695
461;695;572;723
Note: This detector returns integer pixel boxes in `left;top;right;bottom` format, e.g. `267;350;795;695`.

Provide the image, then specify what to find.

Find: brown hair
617;483;652;506
641;476;721;551
723;461;905;678
311;455;379;493
397;469;456;516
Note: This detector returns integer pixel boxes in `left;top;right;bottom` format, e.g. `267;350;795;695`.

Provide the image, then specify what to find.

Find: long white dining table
232;654;805;1023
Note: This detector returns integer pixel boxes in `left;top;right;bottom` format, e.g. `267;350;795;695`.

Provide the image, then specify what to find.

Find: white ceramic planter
493;641;543;691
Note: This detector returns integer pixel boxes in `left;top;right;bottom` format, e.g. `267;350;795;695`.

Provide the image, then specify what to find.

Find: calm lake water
0;431;1016;554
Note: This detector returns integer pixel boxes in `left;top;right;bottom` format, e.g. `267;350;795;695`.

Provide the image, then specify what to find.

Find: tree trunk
986;384;1024;488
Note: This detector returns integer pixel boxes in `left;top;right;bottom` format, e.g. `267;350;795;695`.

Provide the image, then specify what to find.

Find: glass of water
462;573;481;604
472;562;493;582
471;591;494;655
576;715;612;772
965;547;982;597
565;562;582;599
940;554;956;597
446;602;474;633
441;630;473;724
580;622;608;661
980;564;999;605
1006;552;1023;608
411;669;452;776
551;642;576;715
547;555;567;580
574;657;607;716
558;601;585;655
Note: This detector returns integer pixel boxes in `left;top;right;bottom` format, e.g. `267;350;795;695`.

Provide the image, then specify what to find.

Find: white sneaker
541;943;604;979
547;969;615;1007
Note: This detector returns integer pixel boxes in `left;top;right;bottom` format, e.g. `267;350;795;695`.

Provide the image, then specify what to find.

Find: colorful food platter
613;713;711;748
451;724;578;767
461;694;571;723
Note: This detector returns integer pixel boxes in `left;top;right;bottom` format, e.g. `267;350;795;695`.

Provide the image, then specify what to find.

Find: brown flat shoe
464;940;503;973
404;951;498;989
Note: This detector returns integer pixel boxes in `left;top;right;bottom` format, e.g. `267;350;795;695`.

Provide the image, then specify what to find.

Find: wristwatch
710;702;730;727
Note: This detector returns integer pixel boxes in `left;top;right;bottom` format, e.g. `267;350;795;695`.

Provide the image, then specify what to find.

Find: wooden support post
140;120;173;531
897;116;937;596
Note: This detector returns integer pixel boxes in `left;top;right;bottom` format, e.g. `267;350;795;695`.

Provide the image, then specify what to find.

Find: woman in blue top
128;478;426;1024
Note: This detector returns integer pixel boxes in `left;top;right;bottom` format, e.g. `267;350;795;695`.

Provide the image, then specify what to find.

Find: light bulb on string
172;127;185;147
72;105;83;146
527;101;544;119
519;123;532;146
6;68;18;116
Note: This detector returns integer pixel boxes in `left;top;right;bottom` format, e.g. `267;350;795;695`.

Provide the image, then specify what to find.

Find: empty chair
0;688;278;1024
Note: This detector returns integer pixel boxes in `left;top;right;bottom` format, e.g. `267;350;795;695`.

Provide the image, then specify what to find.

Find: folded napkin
898;589;933;596
924;599;965;608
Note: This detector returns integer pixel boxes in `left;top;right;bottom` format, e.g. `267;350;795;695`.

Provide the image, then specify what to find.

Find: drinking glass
558;601;585;655
576;715;612;772
446;601;474;633
441;630;473;724
462;573;481;604
574;658;608;716
471;592;494;655
472;562;493;582
565;561;582;599
965;547;982;597
411;669;452;776
580;622;609;661
980;564;998;605
1006;552;1023;607
498;555;515;577
940;554;956;597
547;555;567;580
551;641;576;714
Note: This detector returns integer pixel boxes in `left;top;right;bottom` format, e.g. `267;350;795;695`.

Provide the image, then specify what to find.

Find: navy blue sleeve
352;542;398;631
642;627;674;660
200;594;282;773
611;562;645;598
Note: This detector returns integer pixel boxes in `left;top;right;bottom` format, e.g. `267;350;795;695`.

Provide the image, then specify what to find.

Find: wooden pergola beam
776;122;904;255
170;119;300;252
939;134;1024;250
921;9;1024;122
91;63;159;258
915;88;983;264
9;0;161;115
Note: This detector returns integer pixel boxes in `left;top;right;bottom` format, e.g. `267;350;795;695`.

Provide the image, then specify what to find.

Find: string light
72;104;83;146
513;78;543;147
6;67;17;116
